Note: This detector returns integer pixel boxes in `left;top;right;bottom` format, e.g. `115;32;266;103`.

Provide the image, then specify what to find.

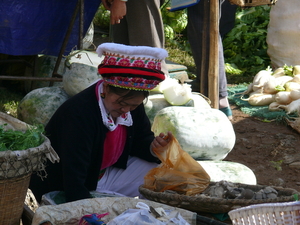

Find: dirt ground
224;104;300;193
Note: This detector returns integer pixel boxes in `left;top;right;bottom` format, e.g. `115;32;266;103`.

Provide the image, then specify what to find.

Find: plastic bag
144;135;210;196
107;202;190;225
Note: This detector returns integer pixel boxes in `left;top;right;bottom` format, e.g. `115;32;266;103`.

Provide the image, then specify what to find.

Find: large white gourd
17;86;69;126
152;107;235;160
267;0;300;68
63;51;102;96
144;93;211;124
199;161;256;185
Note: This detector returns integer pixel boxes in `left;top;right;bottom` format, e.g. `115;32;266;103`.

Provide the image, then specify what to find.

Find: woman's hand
101;0;112;10
109;0;127;24
151;131;173;154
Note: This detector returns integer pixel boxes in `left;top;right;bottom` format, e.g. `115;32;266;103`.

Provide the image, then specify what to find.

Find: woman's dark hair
107;85;149;102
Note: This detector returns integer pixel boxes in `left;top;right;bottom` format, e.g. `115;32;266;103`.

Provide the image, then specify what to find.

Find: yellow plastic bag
144;135;210;196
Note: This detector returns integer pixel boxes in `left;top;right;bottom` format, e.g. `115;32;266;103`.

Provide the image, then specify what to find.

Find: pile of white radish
242;65;300;115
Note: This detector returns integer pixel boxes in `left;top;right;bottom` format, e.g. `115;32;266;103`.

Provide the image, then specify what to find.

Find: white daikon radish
284;81;300;92
248;93;276;106
272;67;285;78
242;83;253;95
290;89;300;100
252;70;273;91
275;76;293;86
275;91;293;105
250;89;264;96
268;102;283;111
263;76;279;94
293;65;300;76
279;99;300;114
241;89;263;101
291;74;300;84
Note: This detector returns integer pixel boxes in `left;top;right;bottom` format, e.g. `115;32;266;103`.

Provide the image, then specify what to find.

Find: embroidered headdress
96;43;168;91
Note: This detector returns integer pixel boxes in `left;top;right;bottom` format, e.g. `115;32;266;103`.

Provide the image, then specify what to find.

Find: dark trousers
187;0;237;97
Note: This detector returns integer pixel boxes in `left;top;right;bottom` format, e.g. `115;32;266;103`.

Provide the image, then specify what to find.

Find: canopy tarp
0;0;100;56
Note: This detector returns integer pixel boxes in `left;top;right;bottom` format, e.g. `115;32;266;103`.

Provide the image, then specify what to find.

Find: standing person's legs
187;0;206;93
218;35;232;119
112;0;168;75
125;0;164;48
219;0;237;39
112;0;164;47
187;0;232;119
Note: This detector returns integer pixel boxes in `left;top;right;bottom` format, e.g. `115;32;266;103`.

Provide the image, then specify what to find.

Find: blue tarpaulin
0;0;100;56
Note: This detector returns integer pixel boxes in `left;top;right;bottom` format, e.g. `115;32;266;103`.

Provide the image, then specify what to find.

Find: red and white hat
96;43;168;91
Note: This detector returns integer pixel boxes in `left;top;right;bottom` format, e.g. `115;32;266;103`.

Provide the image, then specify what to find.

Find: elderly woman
29;43;171;203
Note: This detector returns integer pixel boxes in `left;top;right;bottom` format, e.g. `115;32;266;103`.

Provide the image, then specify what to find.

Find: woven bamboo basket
228;0;277;7
0;173;32;225
228;201;300;225
139;182;299;214
0;112;59;225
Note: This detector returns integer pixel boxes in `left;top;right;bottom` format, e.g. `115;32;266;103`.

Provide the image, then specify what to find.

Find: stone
289;162;300;169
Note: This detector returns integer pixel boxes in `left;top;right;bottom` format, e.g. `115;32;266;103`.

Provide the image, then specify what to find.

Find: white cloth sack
32;197;197;225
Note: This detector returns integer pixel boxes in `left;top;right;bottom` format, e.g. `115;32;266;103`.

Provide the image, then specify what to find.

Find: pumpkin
151;106;235;160
17;86;69;126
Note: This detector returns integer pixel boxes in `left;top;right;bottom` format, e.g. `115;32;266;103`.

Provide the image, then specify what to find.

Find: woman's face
102;83;145;119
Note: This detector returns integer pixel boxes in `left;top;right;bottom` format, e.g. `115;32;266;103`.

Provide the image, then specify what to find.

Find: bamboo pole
200;0;209;97
208;0;219;109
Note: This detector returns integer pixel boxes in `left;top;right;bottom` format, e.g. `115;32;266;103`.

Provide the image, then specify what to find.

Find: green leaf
0;124;44;151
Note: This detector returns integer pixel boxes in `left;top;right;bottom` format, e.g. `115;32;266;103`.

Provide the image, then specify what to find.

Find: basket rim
228;201;300;224
229;200;300;214
0;172;32;182
139;182;299;205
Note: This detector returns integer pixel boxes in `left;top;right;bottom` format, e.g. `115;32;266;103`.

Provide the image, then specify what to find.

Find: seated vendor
29;43;172;203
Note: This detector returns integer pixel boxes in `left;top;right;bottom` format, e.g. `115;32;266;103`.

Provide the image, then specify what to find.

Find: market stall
0;0;100;87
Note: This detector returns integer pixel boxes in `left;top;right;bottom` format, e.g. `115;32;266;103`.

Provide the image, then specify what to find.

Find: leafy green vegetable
283;64;294;76
164;24;175;40
161;4;188;42
0;124;44;151
275;85;285;91
93;4;110;30
223;6;271;82
225;63;243;75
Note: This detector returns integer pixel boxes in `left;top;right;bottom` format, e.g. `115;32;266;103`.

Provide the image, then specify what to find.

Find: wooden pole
208;0;219;109
200;0;209;97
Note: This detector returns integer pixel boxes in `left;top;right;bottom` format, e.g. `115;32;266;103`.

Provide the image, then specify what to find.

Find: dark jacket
29;83;159;202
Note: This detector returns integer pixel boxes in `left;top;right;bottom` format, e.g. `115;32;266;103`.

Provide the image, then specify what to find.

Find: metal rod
50;0;81;86
0;76;63;82
79;0;84;49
